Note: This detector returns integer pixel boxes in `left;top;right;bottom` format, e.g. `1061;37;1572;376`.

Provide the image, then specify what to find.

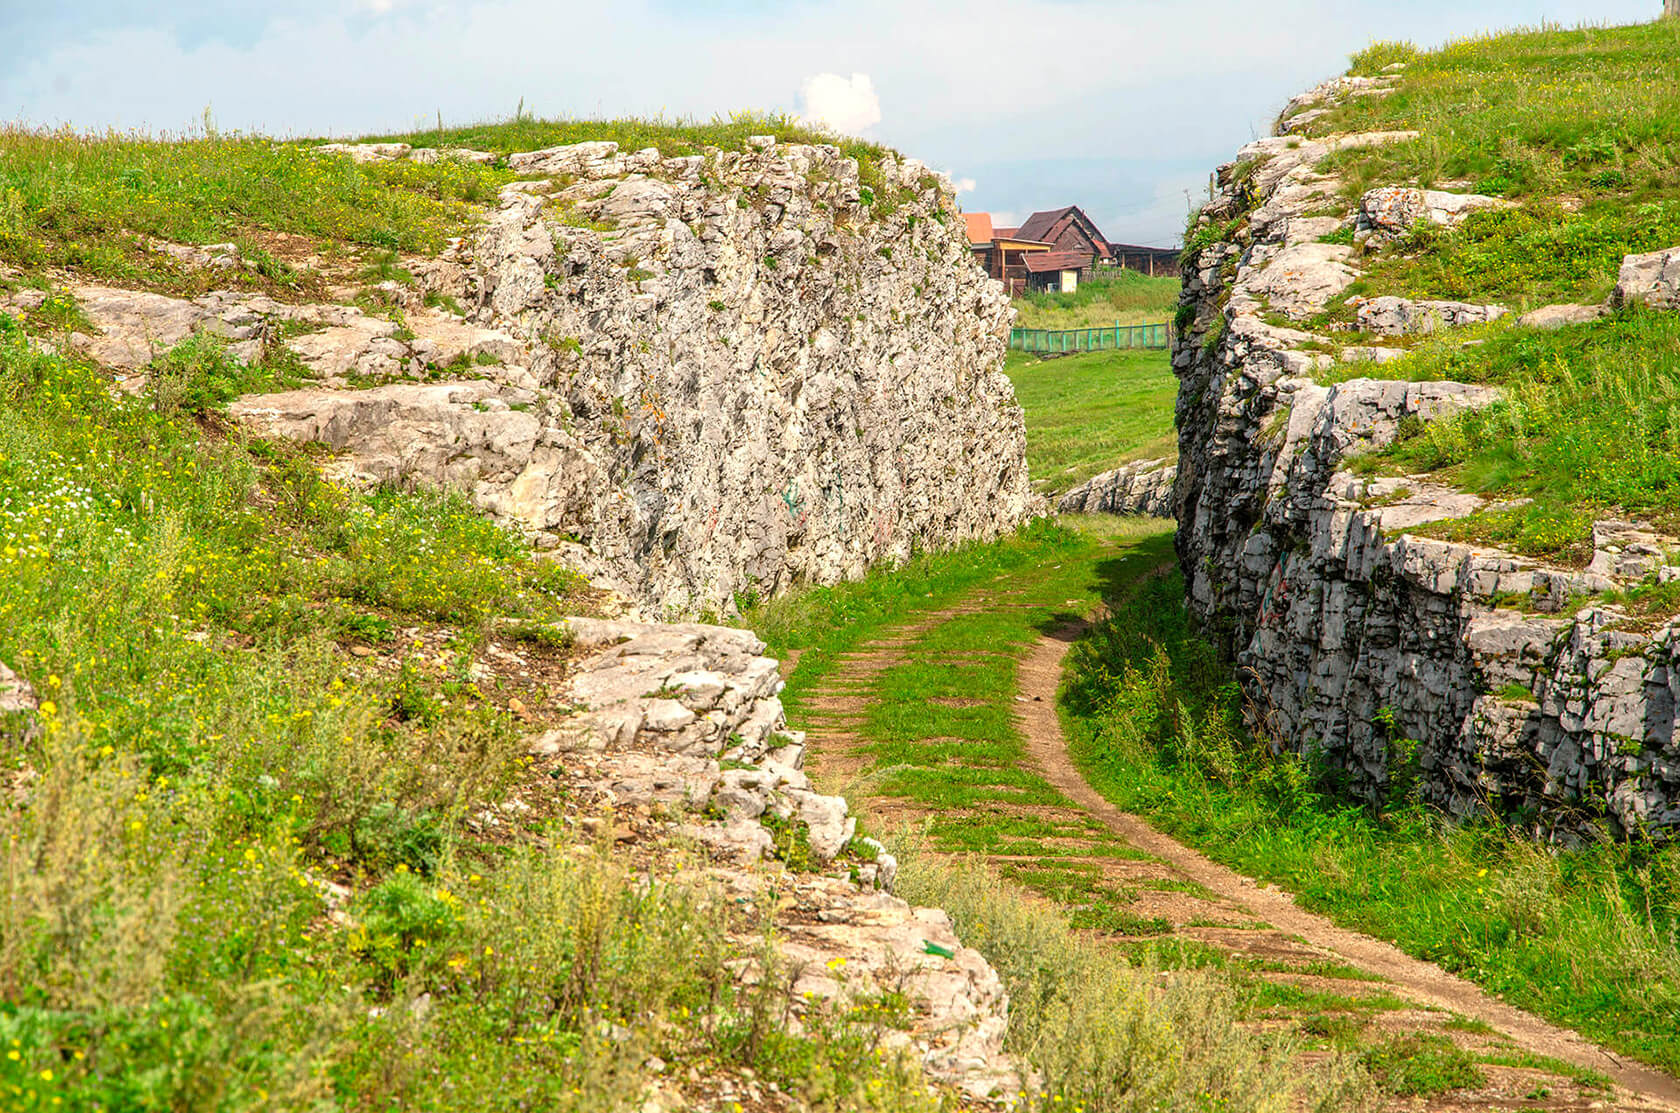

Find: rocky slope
529;616;1018;1104
1174;74;1680;836
0;129;1033;1105
1056;458;1176;518
226;138;1036;616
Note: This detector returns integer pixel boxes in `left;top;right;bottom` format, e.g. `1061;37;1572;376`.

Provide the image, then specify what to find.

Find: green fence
1009;321;1173;353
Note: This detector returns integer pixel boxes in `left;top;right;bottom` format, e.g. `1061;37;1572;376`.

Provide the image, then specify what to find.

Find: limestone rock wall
234;138;1035;617
1056;458;1177;518
1174;76;1680;836
536;616;1018;1102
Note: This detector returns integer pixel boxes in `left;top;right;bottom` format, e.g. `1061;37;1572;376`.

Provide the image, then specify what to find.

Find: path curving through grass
774;521;1680;1112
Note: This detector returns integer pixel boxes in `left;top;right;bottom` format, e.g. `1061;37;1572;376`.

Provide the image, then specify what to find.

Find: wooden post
1669;0;1680;17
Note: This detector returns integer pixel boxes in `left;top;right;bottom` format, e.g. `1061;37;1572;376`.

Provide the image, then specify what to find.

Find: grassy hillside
1004;347;1178;495
0;113;896;299
0;114;1004;1111
1065;571;1680;1074
1010;269;1179;331
1291;19;1680;557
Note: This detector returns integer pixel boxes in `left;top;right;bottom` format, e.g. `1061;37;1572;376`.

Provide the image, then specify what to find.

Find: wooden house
1015;206;1113;274
965;213;1054;296
966;205;1183;294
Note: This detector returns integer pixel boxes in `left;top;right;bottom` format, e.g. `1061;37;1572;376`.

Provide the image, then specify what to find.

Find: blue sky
0;0;1663;245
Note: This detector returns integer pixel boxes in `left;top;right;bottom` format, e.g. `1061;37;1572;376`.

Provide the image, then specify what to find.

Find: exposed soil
796;595;1680;1113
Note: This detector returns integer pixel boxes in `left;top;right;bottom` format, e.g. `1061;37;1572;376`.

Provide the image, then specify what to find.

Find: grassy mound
1065;572;1680;1074
0;112;895;298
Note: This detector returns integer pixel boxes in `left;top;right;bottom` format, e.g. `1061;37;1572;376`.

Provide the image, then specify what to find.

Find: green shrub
1359;1033;1484;1095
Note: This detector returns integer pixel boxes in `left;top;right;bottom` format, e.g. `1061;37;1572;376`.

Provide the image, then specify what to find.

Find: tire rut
1021;618;1680;1112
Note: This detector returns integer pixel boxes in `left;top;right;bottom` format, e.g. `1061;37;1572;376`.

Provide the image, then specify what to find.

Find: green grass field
1010;269;1179;331
1003;347;1178;495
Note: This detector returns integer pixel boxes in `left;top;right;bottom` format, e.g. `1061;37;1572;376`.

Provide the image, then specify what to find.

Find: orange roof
964;212;994;245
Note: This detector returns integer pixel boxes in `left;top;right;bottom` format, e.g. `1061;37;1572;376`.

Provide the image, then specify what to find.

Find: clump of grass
0;125;509;294
1359;1033;1484;1095
894;851;1306;1112
1354;308;1680;559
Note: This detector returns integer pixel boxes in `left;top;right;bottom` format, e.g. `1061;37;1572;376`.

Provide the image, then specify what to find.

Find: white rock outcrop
1613;246;1680;310
1057;458;1177;518
1174;78;1680;837
1353;295;1508;336
531;615;1019;1100
1355;186;1512;246
235;140;1037;616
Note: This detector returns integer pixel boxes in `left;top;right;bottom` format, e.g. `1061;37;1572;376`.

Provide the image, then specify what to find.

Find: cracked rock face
1174;84;1680;837
538;614;1019;1100
1353;295;1508;336
1613;246;1680;310
229;140;1036;617
1355;186;1512;246
1057;458;1177;518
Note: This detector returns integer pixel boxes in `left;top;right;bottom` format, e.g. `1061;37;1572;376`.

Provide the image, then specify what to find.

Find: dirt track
1020;620;1680;1111
795;588;1680;1113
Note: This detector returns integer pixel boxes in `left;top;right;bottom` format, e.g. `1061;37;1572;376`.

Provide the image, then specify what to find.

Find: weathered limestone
1613;247;1680;310
1174;88;1680;836
313;142;497;166
238;140;1036;616
534;615;1019;1099
1355;186;1512;246
1353;295;1508;336
1517;303;1607;330
1057;458;1177;518
1242;243;1358;319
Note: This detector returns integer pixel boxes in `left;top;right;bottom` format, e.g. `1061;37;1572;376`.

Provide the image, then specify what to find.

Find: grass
360;109;888;169
1220;19;1680;562
1010;270;1180;331
0;110;900;299
0;321;948;1108
1064;571;1680;1074
895;853;1303;1112
1359;1033;1485;1096
1332;307;1680;559
1002;347;1178;495
758;518;1358;1111
0;125;510;296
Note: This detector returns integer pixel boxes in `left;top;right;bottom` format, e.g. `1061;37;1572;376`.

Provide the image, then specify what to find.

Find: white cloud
953;177;976;194
798;72;881;135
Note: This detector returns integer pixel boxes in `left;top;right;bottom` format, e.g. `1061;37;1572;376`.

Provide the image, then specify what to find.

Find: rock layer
1057;458;1177;518
233;139;1036;616
1175;94;1680;836
532;614;1018;1100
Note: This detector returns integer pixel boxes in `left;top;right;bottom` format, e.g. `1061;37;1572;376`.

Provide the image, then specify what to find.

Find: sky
0;0;1663;246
